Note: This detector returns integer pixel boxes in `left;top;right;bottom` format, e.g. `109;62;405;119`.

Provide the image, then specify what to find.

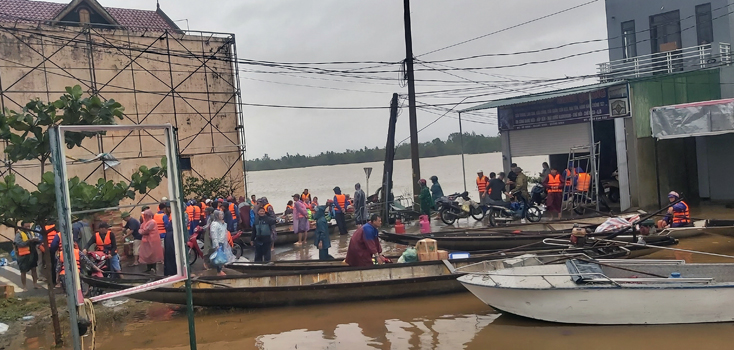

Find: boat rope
598;238;734;260
79;298;97;350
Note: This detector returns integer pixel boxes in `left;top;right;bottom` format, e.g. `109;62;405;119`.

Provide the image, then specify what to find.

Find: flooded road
16;231;734;350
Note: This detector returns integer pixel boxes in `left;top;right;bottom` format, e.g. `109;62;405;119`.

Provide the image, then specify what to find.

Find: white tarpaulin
651;98;734;140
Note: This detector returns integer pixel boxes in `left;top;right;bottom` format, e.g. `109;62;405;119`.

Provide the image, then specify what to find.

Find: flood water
17;232;734;350
246;153;547;211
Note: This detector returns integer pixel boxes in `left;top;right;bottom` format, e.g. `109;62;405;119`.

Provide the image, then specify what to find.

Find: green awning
459;81;627;112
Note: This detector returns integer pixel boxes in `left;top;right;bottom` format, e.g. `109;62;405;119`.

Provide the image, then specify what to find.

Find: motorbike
438;191;484;225
485;197;543;226
434;192;461;212
82;250;112;297
530;184;547;207
230;230;245;259
601;169;620;203
187;226;205;265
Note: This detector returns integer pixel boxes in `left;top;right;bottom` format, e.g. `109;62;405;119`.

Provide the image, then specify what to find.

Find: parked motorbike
230;230;245;259
187;226;205;265
530;184;547;206
434;192;461;212
486;198;543;226
601;169;620;203
82;250;112;297
438;191;484;225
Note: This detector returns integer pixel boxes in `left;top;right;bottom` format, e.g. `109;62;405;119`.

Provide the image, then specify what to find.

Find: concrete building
0;0;246;210
463;0;734;210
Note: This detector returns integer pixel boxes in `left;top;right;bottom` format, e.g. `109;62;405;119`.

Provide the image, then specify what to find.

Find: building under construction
0;0;247;218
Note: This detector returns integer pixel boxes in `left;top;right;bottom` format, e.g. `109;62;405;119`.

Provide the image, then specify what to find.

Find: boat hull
459;280;734;324
86;275;464;308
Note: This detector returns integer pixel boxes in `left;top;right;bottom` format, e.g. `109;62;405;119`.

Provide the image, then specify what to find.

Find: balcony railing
597;42;731;82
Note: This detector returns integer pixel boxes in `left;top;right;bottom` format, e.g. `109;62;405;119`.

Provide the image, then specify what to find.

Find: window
621;20;637;59
650;10;681;53
78;8;90;24
696;3;714;45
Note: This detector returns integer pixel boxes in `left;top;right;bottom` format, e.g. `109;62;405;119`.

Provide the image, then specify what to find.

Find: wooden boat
379;230;677;252
82;246;630;308
226;244;631;274
238;223;342;246
458;255;734;324
661;219;734;239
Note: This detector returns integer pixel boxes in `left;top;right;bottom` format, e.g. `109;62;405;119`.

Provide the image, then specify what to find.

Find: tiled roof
0;0;179;31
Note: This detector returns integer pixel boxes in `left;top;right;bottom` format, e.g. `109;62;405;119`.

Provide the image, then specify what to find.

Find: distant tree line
247;132;501;171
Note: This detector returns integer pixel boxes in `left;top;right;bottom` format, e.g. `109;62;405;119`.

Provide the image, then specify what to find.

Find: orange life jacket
476;176;489;194
200;202;207;221
229;203;236;218
95;232;113;252
17;231;32;256
263;203;272;213
286;205;293;211
226;231;234;247
301;193;311;202
334;194;346;211
672;201;691;225
154;212;166;235
576;173;591;192
547;174;562;193
39;225;58;253
564;169;575;187
186;205;201;222
59;247;81;276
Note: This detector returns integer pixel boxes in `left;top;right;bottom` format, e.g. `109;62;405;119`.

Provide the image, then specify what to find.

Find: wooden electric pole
403;0;421;203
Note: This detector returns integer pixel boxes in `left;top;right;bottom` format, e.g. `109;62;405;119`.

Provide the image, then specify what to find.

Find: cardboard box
416;238;437;254
418;251;439;262
437;250;449;260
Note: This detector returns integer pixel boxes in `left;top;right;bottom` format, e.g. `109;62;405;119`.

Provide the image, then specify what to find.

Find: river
246;153;547;211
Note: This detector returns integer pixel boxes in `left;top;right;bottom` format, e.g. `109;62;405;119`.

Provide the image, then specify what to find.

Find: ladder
562;142;600;215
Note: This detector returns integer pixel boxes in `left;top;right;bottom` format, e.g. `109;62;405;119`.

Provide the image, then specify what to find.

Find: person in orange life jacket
311;197;319;211
333;186;349;235
14;222;41;289
476;170;490;199
221;200;237;233
58;241;99;291
543;168;564;220
162;204;178;276
185;200;201;237
225;197;239;231
301;189;312;204
82;222;121;274
154;203;169;246
657;191;691;229
41;224;61;286
575;167;591;192
284;200;294;216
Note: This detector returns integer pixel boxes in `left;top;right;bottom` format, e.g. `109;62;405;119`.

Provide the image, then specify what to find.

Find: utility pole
403;0;421;204
403;0;421;202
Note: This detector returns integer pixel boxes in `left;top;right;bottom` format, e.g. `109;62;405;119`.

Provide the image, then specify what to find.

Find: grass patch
0;298;46;322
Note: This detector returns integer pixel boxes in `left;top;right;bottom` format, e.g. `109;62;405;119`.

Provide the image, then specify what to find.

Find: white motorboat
457;255;734;325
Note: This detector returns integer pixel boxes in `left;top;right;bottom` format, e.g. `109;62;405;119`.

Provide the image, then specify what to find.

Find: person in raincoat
209;210;235;276
418;179;432;216
353;183;368;225
252;207;277;262
429;176;444;207
138;209;164;274
312;205;333;260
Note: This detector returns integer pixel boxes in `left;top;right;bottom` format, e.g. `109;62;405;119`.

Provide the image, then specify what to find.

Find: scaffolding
0;20;247;215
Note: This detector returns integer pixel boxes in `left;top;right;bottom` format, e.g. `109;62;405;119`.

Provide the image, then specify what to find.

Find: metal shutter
508;123;591;157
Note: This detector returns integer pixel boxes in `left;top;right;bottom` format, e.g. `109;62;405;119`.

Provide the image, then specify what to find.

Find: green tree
0;86;167;346
183;175;236;200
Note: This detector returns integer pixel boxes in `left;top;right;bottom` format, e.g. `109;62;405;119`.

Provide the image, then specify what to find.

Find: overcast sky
88;0;610;159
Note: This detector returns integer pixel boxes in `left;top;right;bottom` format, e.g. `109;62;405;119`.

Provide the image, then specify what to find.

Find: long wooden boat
380;230;677;252
82;245;629;308
458;255;734;324
226;244;631;274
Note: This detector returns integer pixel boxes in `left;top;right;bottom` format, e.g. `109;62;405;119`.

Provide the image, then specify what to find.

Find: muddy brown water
18;213;734;349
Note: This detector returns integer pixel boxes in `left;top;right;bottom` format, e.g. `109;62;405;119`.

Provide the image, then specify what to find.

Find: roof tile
0;0;178;31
